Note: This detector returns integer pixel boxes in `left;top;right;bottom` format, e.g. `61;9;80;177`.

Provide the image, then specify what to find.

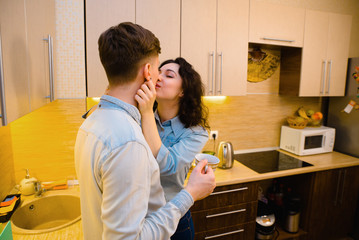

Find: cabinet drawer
191;182;258;211
194;222;255;240
192;201;257;232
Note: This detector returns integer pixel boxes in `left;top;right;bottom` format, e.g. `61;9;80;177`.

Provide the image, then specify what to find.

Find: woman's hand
135;80;162;157
135;80;156;116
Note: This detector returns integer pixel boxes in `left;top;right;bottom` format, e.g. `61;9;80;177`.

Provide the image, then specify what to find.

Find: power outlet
210;130;218;140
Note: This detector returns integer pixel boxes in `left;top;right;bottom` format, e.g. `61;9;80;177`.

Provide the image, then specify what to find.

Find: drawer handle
204;229;244;239
210;187;248;195
206;209;246;218
262;37;295;43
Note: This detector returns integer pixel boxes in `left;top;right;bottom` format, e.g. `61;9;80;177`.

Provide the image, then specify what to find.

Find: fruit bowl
287;116;308;129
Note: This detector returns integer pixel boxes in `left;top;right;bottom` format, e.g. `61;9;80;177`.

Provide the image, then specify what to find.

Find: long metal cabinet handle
334;169;342;206
262;37;295;43
43;35;54;102
339;169;346;205
204;229;244;239
218;52;223;95
209;51;215;95
0;32;7;126
210;187;248;195
206;208;246;218
320;60;327;94
326;60;332;94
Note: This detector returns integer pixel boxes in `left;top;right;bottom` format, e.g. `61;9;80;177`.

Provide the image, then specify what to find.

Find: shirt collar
154;110;185;137
99;95;141;125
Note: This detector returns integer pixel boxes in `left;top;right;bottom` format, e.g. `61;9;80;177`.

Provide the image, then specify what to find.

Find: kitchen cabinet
302;166;359;239
299;10;352;97
0;0;30;124
86;0;181;97
249;1;305;48
181;0;249;96
85;0;135;97
136;0;180;64
280;166;359;240
26;0;56;110
191;182;258;239
0;0;56;124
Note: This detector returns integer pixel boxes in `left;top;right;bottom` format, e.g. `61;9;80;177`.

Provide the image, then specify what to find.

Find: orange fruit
311;112;323;121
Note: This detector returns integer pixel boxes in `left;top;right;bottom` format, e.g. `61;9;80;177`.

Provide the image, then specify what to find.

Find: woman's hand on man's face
135;80;157;115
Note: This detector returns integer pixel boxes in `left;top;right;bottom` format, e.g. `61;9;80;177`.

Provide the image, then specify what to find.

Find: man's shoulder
80;108;144;147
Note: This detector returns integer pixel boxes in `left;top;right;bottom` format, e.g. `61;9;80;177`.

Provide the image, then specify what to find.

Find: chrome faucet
34;181;45;197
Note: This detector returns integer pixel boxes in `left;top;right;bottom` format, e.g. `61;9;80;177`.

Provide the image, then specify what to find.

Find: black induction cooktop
234;150;313;174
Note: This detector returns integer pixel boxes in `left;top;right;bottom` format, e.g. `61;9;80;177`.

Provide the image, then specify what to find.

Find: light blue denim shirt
75;95;194;240
155;111;209;201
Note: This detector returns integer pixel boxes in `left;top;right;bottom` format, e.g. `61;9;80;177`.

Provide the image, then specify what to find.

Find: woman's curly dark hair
158;57;210;130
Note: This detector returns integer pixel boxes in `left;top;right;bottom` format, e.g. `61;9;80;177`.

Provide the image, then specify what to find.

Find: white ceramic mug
195;153;220;172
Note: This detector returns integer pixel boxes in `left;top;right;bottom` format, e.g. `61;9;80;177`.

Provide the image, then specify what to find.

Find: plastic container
0;194;21;223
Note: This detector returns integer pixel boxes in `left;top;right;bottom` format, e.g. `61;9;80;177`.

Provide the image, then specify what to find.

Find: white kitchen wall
55;0;86;98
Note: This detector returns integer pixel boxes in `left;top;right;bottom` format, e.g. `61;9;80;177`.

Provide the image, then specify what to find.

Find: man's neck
106;80;142;107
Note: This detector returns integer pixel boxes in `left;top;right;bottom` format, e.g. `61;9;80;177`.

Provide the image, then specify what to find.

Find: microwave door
304;135;324;150
302;134;324;155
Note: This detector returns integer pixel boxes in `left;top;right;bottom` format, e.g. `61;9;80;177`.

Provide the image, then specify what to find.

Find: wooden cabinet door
300;10;351;97
136;0;180;64
325;13;352;96
86;0;135;97
216;0;248;96
299;10;329;97
249;1;305;47
306;169;340;240
0;0;30;123
329;167;359;239
181;0;217;95
306;167;359;240
25;0;56;111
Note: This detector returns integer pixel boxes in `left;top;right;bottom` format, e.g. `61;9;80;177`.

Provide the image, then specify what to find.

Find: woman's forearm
141;111;162;158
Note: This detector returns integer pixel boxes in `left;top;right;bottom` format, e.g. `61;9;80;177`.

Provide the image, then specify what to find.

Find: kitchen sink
11;193;81;234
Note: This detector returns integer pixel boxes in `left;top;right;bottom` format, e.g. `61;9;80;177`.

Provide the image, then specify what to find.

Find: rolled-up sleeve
156;127;208;177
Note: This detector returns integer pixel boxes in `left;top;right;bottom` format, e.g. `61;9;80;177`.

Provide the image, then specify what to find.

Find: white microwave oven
280;126;335;156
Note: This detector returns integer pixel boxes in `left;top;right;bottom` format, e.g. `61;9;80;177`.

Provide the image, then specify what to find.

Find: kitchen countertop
211;150;359;187
12;150;359;239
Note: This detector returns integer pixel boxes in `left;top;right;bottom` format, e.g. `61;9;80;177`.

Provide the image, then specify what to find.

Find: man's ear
143;63;151;81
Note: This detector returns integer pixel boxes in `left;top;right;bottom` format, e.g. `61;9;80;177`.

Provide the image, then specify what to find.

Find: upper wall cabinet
86;0;181;97
181;0;249;96
136;0;180;64
249;1;305;47
0;0;30;125
0;0;55;125
86;0;135;97
299;10;352;96
26;0;56;111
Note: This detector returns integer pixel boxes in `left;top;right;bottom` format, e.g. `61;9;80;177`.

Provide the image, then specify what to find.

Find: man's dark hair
98;22;161;86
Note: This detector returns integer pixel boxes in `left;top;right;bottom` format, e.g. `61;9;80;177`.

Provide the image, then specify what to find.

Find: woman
135;57;210;240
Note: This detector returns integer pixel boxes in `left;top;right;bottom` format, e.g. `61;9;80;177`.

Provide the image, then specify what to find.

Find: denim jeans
171;210;195;240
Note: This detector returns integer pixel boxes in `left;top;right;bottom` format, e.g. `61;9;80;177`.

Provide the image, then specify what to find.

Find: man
75;22;215;240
